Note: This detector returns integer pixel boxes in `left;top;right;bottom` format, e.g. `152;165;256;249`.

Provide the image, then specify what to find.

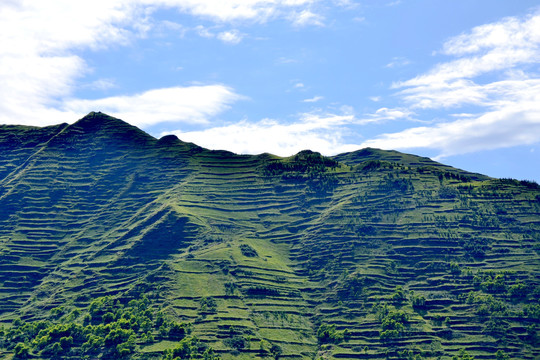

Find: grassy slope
0;112;538;359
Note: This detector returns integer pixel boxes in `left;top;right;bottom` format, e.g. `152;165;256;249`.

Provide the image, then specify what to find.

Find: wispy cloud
194;26;245;43
290;9;325;27
63;85;245;127
0;0;334;127
362;96;540;157
276;57;300;64
386;0;402;6
303;96;324;103
195;25;215;39
373;11;540;156
361;107;412;124
162;0;321;23
164;111;359;156
394;12;540;109
385;56;410;68
85;78;118;91
217;29;244;44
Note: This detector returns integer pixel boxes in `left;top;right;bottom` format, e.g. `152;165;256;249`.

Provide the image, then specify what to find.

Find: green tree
453;348;475;360
317;324;347;344
495;350;509;360
13;342;30;359
270;344;283;359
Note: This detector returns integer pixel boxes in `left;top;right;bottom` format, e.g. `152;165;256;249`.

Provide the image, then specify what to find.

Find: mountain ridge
0;112;496;183
0;112;538;360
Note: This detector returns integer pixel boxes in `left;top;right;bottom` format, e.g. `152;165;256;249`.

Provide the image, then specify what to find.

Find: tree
453;349;475;360
168;322;188;340
317;324;347;344
13;342;30;359
270;344;283;359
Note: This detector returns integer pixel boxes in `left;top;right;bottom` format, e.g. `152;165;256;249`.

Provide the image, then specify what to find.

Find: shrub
412;294;427;309
317;324;348;344
379;310;408;340
199;297;217;313
245;286;280;297
391;286;407;304
239;244;258;257
508;282;528;299
168;322;189;340
269;344;283;359
452;348;475;360
13;343;30;359
223;335;247;350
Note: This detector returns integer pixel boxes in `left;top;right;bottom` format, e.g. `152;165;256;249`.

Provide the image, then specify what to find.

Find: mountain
0;112;538;360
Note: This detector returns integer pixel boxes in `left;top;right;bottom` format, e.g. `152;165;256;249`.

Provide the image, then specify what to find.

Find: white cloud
164;112;359;156
356;107;412;125
441;14;540;57
151;0;320;23
395;12;540;109
276;57;300;64
361;96;540;156
0;0;141;126
63;85;244;127
290;9;325;27
217;29;244;44
0;0;332;127
377;11;540;157
385;57;410;68
86;79;118;91
195;25;215;39
303;96;324;102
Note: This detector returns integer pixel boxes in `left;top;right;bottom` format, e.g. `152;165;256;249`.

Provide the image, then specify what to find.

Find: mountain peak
68;112;156;146
73;111;131;130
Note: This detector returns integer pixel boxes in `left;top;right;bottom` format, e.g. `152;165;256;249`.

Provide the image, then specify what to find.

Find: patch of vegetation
245;286;281;297
163;337;220;360
316;324;348;344
0;113;538;360
0;295;208;359
199;297;217;314
239;244;258;257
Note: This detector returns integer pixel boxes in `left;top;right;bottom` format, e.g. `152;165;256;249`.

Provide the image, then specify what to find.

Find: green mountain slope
0;112;538;360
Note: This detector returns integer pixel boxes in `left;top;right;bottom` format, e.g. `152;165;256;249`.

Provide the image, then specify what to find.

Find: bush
223;335;247;350
13;342;30;359
269;344;283;359
379;310;408;340
239;244;258;257
391;286;407;303
163;336;218;360
508;282;528;299
336;274;365;300
452;348;475;360
199;297;217;313
245;286;280;297
168;322;189;340
412;294;427;309
105;328;134;347
317;324;348;344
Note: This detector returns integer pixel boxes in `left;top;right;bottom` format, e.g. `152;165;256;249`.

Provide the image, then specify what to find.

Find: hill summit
0;112;538;360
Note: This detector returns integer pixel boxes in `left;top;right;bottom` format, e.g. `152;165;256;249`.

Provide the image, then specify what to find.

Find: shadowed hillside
0;112;538;360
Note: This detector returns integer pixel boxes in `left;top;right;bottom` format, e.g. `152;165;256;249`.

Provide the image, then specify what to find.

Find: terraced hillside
0;112;538;360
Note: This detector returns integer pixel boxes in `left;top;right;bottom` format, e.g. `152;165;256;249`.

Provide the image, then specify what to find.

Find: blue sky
2;1;540;181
